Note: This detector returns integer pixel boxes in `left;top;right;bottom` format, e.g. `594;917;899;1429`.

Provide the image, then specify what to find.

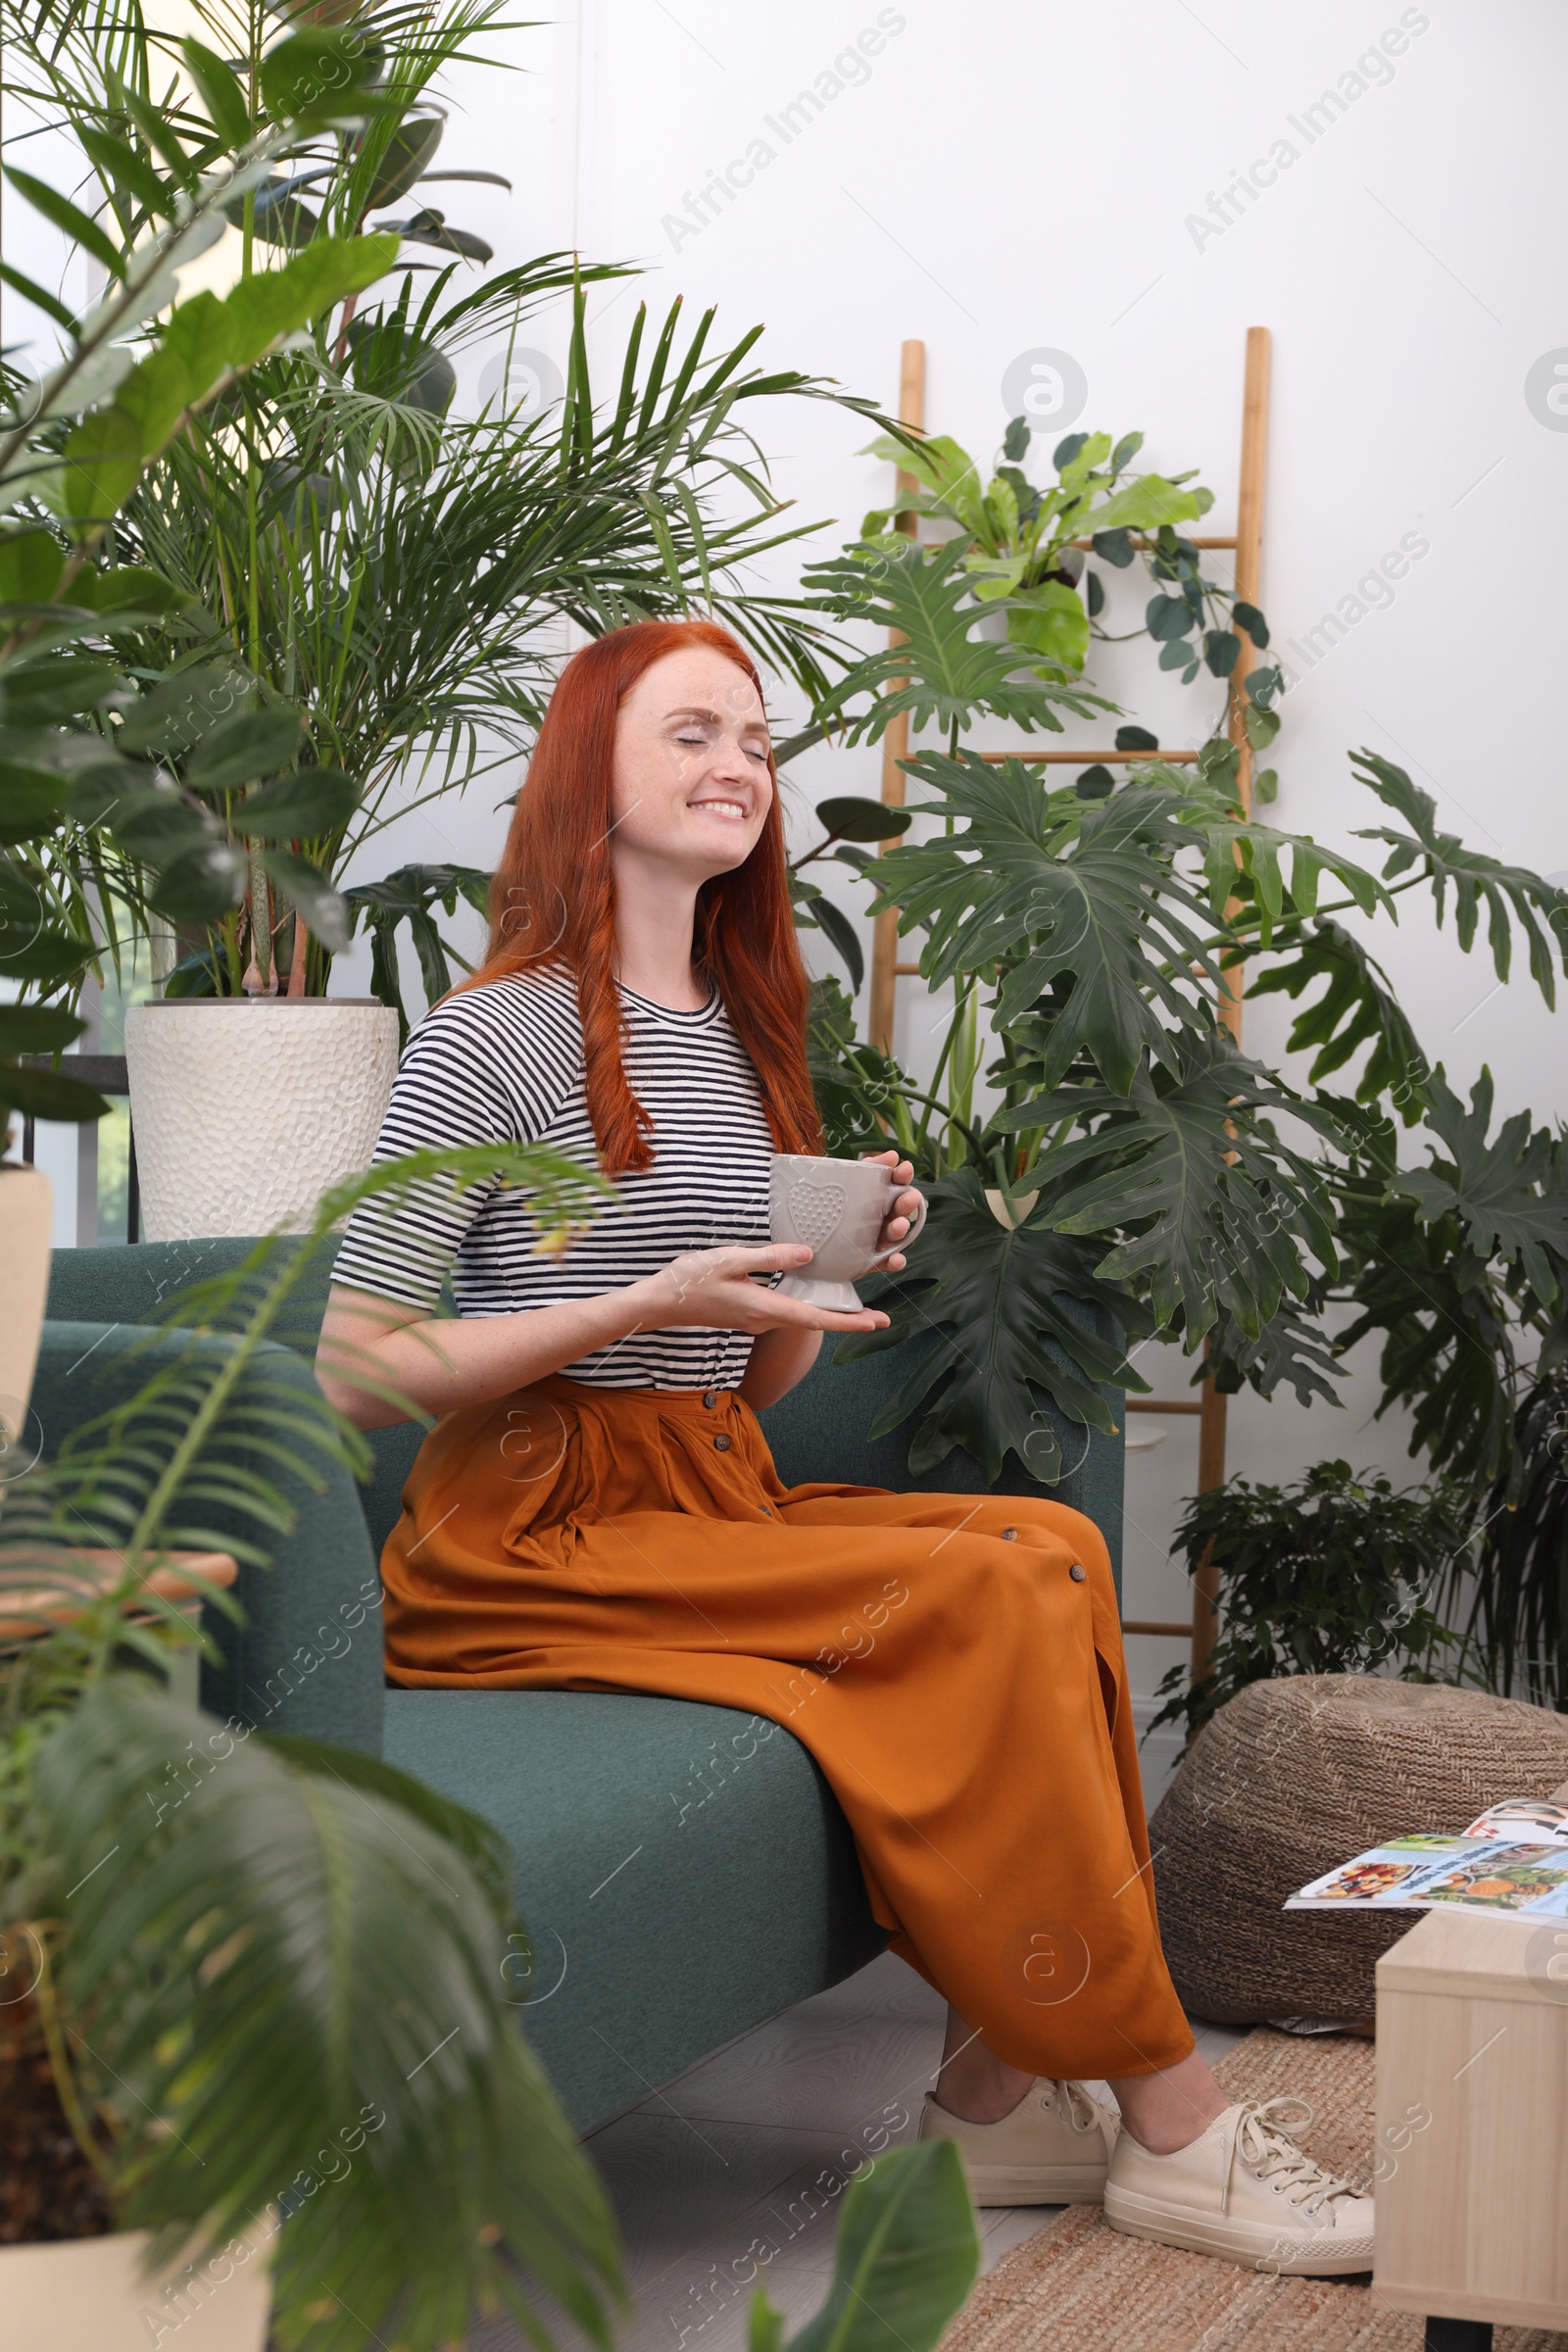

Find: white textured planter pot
0;2221;272;2351
124;1000;400;1242
0;1160;51;1462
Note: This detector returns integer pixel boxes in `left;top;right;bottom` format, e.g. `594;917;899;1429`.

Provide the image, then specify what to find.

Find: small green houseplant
1145;1459;1468;1742
856;414;1270;717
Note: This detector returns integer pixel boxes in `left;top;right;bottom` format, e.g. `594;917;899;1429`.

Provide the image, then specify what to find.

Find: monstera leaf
1203;1297;1345;1408
1182;800;1390;947
1249;917;1431;1119
1351;749;1568;1002
803;537;1110;744
837;1167;1152;1485
1334;1124;1527;1492
871;756;1226;1094
1002;1033;1347;1345
1386;1066;1568;1305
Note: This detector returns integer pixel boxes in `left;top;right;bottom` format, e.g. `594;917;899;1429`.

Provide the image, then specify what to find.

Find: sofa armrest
29;1323;385;1756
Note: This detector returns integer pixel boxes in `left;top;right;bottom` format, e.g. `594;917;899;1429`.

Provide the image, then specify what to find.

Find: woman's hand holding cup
860;1148;925;1273
767;1151;928;1314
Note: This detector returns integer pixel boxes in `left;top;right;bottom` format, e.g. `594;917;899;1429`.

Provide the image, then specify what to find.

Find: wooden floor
475;1950;1243;2352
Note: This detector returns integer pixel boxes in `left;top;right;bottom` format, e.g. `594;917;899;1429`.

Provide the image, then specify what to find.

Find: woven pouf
1149;1674;1568;2030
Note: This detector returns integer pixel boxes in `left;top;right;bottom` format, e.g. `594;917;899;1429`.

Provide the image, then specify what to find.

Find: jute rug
937;2028;1565;2352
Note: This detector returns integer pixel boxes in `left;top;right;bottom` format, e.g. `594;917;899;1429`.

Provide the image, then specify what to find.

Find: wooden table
1374;1902;1568;2350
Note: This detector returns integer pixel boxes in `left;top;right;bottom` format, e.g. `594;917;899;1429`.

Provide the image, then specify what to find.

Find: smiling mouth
690;798;749;821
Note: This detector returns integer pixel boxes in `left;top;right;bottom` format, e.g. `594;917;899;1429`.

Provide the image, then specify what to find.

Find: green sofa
39;1239;1124;2132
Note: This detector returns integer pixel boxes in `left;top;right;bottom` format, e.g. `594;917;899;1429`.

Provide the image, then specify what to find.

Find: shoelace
1222;2097;1359;2219
1043;2080;1104;2135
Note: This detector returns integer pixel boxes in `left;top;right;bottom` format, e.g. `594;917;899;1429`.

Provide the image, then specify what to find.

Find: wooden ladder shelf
864;329;1274;1675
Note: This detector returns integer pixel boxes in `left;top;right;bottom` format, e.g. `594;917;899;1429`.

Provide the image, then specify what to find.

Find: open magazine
1287;1800;1568;1921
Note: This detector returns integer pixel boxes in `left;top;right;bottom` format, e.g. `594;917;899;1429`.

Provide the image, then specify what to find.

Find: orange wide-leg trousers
380;1375;1195;2082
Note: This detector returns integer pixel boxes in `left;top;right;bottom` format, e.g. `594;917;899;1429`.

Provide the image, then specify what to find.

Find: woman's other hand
635;1243;890;1334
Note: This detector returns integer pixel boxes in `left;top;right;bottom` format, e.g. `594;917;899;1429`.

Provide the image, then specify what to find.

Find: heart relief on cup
767;1154;925;1314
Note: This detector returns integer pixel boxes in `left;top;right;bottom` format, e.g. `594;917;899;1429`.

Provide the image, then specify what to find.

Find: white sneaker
918;2078;1118;2206
1103;2096;1375;2275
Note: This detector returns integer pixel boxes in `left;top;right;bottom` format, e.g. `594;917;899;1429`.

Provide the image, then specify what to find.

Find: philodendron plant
857;416;1265;704
791;500;1568;1491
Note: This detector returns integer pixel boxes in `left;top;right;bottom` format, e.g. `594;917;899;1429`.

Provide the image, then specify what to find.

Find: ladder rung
979;748;1201;765
893;961;920;976
1126;1398;1204;1415
1121;1620;1193;1637
1066;535;1239;552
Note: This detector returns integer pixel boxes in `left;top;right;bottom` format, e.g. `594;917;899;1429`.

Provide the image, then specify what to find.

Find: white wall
20;5;1568;1731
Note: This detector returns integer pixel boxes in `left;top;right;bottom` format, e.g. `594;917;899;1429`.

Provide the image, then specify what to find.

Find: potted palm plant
0;12;404;1398
12;0;880;1238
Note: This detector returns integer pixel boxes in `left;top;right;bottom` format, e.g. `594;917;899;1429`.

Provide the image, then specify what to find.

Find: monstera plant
788;466;1568;1504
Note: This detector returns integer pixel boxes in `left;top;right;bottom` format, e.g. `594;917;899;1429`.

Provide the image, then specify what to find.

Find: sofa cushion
30;1324;385;1755
382;1688;887;2132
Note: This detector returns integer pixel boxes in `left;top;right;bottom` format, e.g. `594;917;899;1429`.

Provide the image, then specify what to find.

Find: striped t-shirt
330;965;775;1391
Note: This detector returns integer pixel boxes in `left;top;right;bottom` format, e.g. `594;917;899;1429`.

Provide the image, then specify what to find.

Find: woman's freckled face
608;646;774;886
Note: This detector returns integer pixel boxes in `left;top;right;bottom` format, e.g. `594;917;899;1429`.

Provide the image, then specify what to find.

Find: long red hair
464;618;823;1175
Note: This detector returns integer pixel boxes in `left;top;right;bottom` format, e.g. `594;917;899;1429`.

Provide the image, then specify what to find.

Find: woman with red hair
318;619;1370;2273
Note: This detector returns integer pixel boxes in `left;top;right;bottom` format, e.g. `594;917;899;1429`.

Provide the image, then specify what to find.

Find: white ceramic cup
768;1152;928;1314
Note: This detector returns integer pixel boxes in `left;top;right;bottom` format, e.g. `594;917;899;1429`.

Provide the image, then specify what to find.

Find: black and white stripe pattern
331;965;775;1390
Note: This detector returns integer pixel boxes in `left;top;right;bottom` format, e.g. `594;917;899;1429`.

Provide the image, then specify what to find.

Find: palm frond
31;1679;625;2350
